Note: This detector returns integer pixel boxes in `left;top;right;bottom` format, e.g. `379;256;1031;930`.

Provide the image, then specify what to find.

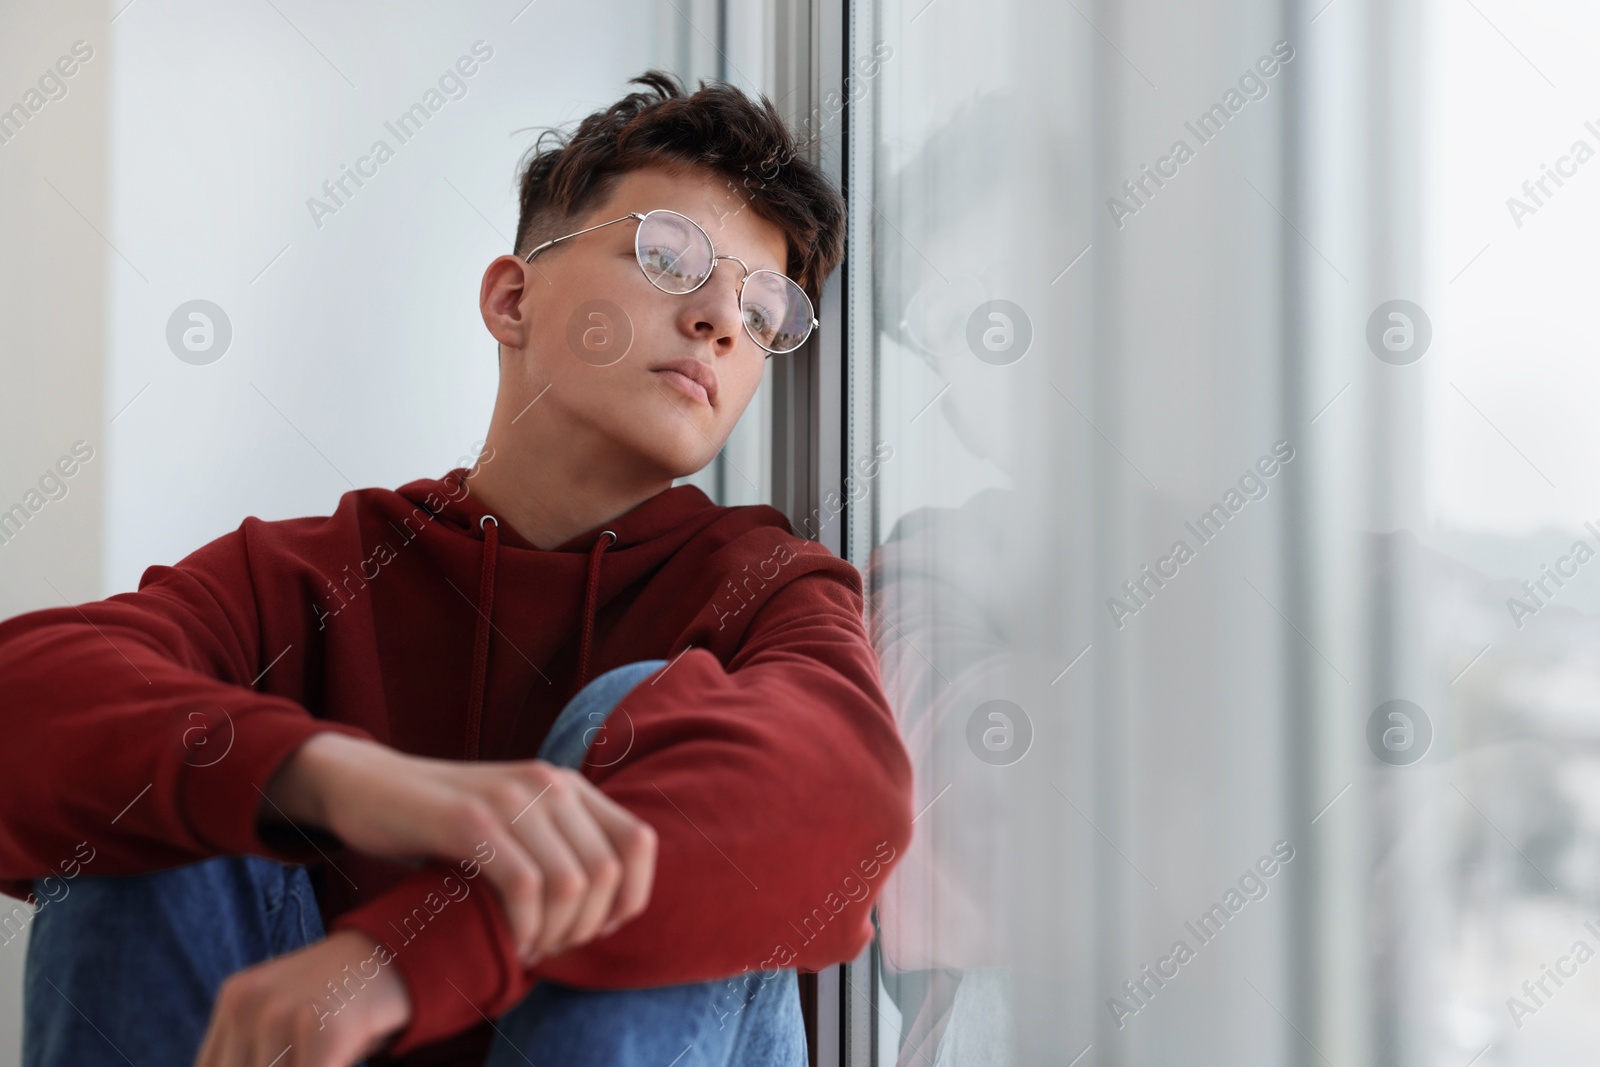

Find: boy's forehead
606;166;788;272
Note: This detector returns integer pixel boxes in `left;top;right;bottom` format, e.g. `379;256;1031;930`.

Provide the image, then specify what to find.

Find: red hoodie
0;469;913;1064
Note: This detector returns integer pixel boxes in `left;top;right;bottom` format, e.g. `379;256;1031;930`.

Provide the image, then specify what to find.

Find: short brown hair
512;71;844;302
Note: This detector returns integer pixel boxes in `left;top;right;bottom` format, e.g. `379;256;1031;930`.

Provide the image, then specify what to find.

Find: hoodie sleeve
331;550;915;1055
0;526;373;901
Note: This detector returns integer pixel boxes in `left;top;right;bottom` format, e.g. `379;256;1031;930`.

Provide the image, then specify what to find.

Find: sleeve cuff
176;706;374;863
329;862;526;1055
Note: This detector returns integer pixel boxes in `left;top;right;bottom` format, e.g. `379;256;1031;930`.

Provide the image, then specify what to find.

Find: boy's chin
626;438;714;482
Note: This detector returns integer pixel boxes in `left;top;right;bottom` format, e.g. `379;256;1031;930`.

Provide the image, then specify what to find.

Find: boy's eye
743;302;777;341
640;244;684;276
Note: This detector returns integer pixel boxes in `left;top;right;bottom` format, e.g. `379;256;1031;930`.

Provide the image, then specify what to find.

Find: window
838;0;1600;1064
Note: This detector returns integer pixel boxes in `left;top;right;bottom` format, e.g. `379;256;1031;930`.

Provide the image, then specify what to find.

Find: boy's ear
481;255;536;349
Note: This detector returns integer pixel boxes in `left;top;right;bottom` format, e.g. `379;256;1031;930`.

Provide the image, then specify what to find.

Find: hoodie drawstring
465;514;499;760
464;519;616;760
575;530;618;691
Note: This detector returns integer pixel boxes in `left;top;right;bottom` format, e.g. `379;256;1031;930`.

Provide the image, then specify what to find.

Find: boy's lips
649;359;718;407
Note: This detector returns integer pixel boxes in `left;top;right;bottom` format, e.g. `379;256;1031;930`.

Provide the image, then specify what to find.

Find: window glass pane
850;1;1600;1064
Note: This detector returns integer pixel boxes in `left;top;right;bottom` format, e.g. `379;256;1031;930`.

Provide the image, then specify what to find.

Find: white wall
100;1;679;586
0;3;111;1060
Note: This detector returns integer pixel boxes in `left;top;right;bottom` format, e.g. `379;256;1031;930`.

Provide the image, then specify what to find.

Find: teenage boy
0;71;912;1067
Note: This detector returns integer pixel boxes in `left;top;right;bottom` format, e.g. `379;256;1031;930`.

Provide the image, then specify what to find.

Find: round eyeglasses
521;208;818;356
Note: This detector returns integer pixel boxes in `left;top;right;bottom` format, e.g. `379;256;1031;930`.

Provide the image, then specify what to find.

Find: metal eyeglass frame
520;208;818;356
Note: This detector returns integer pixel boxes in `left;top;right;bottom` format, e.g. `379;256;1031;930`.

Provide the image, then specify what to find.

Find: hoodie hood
402;470;723;761
385;468;733;760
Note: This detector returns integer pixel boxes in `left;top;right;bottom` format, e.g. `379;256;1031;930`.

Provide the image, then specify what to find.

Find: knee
589;659;670;693
542;659;671;770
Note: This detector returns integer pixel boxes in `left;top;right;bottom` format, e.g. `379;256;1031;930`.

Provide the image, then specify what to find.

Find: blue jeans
23;660;806;1067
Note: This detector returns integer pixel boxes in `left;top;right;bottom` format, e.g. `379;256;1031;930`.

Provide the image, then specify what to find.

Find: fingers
196;973;290;1067
543;776;625;947
193;1012;224;1067
446;796;547;961
319;752;657;969
470;766;613;960
570;776;658;934
504;798;588;957
197;975;267;1067
194;935;409;1067
478;765;654;958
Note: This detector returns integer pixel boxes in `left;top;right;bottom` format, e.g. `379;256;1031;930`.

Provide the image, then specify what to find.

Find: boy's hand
195;929;408;1067
262;732;657;963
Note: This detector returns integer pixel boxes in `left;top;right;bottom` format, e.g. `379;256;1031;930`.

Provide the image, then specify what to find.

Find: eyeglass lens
634;210;814;354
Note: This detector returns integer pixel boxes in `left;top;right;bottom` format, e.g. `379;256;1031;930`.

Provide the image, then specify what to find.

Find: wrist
311;930;413;1052
262;730;365;828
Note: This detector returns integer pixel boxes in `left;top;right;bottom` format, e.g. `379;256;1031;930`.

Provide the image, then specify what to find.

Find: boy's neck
465;441;673;551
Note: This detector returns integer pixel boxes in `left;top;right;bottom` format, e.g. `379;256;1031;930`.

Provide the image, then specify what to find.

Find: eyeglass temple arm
521;212;646;263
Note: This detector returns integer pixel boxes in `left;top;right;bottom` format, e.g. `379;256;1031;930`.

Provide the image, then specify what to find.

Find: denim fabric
23;659;806;1067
